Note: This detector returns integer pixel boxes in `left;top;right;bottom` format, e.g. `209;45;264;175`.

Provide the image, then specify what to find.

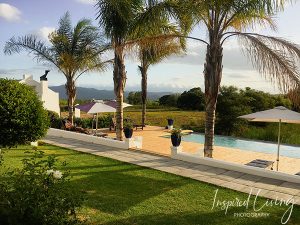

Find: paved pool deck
43;134;300;205
104;126;300;175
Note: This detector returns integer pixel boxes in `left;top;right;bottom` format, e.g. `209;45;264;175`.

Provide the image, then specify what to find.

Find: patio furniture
133;124;145;130
62;119;90;134
93;132;108;137
245;159;274;170
239;106;300;171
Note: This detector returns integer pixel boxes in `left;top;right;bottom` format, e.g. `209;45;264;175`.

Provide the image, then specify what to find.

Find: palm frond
221;0;292;32
4;35;57;67
237;33;300;96
96;0;143;42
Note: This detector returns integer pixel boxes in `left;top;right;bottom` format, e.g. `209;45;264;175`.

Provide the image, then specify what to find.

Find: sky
1;0;300;93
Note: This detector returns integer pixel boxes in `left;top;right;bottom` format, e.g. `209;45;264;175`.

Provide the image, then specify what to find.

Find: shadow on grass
99;209;300;225
69;170;185;215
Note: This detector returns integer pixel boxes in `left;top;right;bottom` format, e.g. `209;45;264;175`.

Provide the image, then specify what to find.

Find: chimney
40;70;50;98
40;70;50;81
23;74;33;80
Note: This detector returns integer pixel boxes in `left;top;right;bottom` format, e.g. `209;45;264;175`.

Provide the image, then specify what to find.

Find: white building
19;74;60;116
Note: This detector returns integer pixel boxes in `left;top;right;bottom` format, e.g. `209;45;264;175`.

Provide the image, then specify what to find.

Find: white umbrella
75;101;116;131
239;106;300;171
104;100;132;109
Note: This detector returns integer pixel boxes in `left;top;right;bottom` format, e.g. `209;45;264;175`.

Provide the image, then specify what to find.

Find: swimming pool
181;133;300;159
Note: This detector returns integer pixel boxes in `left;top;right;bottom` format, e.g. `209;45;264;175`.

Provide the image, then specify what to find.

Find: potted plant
167;118;174;126
123;121;133;138
167;118;174;130
171;128;182;147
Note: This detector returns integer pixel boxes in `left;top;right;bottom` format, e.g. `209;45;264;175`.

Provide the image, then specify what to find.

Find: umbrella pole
96;113;98;132
276;119;281;171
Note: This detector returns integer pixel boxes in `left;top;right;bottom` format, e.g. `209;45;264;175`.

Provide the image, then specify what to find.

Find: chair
62;119;90;134
245;159;274;170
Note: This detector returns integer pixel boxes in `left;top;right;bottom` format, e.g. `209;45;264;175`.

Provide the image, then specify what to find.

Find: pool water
181;133;300;159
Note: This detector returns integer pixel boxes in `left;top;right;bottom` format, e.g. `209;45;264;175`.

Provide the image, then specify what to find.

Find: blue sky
1;0;300;93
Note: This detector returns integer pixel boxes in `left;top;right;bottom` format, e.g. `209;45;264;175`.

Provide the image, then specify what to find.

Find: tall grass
236;123;300;145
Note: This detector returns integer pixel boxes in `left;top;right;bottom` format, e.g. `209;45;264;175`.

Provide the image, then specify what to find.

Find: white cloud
75;0;95;4
32;27;56;41
0;3;21;22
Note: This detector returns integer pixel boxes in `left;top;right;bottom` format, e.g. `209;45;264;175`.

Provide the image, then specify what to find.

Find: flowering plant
0;150;84;225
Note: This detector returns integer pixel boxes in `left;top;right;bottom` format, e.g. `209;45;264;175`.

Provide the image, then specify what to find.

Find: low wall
47;128;140;149
171;149;300;184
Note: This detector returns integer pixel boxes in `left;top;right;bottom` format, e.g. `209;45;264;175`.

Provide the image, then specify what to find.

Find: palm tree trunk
203;41;223;158
113;46;126;141
66;78;76;125
139;65;148;126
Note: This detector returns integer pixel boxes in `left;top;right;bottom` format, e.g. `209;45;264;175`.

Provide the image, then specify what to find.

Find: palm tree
96;0;144;140
146;0;300;157
133;1;184;126
137;38;183;126
96;0;185;139
4;12;110;124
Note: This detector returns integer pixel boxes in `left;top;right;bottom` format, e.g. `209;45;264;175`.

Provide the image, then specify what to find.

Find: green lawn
2;144;299;225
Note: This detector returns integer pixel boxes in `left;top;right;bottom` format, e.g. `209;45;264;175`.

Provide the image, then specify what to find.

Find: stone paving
43;135;300;205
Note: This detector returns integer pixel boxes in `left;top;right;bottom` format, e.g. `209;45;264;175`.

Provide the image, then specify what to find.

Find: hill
50;85;171;100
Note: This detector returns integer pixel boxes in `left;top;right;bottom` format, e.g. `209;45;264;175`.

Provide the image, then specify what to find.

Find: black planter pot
167;119;174;126
124;128;133;138
171;134;181;147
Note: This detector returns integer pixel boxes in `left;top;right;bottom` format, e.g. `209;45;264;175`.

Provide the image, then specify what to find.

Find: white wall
47;128;142;149
20;75;60;116
171;149;300;184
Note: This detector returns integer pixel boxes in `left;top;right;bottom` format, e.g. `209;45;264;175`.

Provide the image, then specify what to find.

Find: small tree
0;79;49;148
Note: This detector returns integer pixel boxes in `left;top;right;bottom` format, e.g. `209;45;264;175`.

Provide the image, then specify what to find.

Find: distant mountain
50;85;172;100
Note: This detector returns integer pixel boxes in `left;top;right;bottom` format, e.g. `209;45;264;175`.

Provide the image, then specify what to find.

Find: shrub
0;150;84;225
74;118;92;129
0;79;49;148
48;110;63;129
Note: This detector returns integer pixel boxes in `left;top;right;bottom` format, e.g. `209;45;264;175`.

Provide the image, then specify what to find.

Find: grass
237;123;300;145
64;110;205;130
1;144;300;225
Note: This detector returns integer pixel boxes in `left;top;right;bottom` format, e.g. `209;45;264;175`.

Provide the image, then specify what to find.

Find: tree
127;91;142;105
4;12;110;124
159;94;180;107
216;86;251;135
96;0;144;140
158;0;300;157
0;79;49;148
134;1;184;126
177;87;205;110
241;87;276;112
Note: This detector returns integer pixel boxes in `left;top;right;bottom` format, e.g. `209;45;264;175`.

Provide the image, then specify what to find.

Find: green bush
74;118;92;129
74;115;111;129
0;150;84;225
0;79;49;148
48;110;63;129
